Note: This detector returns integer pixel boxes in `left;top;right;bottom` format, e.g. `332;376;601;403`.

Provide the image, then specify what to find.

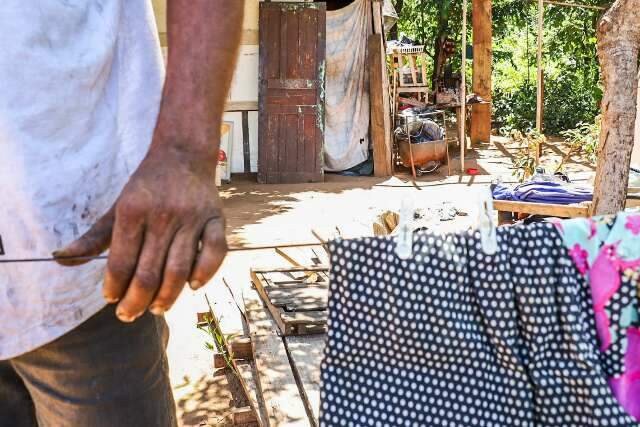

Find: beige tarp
323;0;372;172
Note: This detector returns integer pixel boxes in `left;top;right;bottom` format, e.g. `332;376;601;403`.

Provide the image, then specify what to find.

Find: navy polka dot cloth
320;223;639;426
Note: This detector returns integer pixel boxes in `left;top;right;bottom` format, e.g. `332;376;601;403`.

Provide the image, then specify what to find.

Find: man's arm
54;0;244;322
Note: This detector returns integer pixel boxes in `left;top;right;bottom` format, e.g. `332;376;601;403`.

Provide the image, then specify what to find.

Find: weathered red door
258;2;326;184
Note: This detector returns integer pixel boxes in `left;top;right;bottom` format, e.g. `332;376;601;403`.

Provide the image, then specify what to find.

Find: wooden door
258;2;326;184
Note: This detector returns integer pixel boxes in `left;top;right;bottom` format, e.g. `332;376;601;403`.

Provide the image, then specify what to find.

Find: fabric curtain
324;0;372;172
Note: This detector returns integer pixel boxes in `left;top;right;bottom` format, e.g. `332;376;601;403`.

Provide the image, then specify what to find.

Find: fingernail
51;250;64;258
116;309;136;323
189;280;202;290
149;305;166;316
104;295;119;304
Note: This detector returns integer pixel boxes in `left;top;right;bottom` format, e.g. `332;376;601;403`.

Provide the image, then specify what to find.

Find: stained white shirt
0;0;164;359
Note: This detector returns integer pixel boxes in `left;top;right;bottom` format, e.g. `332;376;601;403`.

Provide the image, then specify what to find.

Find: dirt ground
165;136;596;426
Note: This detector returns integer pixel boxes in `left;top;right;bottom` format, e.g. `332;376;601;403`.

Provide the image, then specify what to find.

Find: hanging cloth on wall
323;0;371;172
320;220;640;426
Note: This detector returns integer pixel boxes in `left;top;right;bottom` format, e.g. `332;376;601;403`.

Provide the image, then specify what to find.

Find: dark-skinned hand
53;143;227;322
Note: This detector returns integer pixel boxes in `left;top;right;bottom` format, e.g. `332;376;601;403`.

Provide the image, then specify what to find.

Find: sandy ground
164;136;596;426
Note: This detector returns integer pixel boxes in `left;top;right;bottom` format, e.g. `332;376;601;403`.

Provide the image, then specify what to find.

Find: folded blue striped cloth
492;181;593;205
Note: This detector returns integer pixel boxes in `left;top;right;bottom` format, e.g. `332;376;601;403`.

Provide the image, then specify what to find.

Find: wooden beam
368;33;393;177
460;0;468;173
529;0;608;11
225;101;259;112
471;0;492;145
536;0;544;133
493;200;590;218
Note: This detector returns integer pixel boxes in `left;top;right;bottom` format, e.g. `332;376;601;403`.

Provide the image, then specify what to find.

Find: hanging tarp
324;0;372;172
382;0;398;33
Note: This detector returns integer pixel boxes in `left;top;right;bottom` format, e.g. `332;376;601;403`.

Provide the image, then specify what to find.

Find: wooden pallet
244;287;325;426
250;266;329;336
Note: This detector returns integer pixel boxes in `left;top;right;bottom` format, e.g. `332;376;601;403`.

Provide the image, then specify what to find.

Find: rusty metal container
397;138;447;168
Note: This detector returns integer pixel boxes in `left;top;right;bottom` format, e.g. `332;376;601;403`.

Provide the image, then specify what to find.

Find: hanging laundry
320;221;640;426
554;211;640;420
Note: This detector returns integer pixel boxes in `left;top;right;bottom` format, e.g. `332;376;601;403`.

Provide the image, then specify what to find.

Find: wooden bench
495;195;640;225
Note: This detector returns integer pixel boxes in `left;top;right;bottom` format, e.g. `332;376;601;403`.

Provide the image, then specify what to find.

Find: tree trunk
591;0;640;215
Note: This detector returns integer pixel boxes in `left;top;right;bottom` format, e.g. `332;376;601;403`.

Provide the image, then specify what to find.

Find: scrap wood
199;290;266;427
244;287;315;427
251;267;329;336
398;96;427;108
213;336;254;369
371;210;406;236
274;247;320;284
232;406;257;426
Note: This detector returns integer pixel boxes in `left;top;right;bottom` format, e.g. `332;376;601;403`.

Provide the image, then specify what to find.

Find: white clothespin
478;188;498;255
395;199;414;259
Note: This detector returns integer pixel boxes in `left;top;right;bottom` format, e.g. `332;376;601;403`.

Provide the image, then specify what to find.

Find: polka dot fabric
320;223;640;426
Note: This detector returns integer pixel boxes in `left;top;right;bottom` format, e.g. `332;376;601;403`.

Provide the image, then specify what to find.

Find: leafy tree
392;0;609;134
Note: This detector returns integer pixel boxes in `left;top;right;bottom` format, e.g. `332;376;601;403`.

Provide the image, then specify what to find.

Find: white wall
151;0;260;174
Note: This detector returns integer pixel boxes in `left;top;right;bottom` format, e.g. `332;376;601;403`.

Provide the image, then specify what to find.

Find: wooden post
460;0;468;173
470;0;492;145
370;0;393;177
536;0;544;133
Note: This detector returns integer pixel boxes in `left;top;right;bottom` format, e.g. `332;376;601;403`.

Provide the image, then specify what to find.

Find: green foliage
197;302;240;372
560;115;601;166
511;130;545;182
392;0;609;135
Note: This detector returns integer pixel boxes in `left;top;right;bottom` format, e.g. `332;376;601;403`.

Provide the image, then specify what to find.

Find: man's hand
53;0;243;322
54;140;227;321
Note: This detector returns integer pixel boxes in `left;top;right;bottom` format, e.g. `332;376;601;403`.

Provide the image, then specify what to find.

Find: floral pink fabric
557;212;640;421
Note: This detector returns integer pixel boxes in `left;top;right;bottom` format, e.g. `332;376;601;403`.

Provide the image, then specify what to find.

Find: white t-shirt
0;0;164;359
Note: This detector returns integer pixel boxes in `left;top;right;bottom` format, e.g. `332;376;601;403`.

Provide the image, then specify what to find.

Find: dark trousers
0;305;177;427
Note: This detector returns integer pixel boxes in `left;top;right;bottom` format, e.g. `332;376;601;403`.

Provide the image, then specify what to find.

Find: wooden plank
398;97;428;108
225;101;259;112
213;337;254;369
528;0;608;10
244;288;314;427
252;266;329;274
237;361;269;427
251;271;291;336
280;311;327;326
368;33;393;177
275;247;323;267
627;198;640;208
204;284;267;427
265;284;328;303
285;335;326;424
471;0;492;145
232;406;258;425
493;200;590;218
536;0;544;133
